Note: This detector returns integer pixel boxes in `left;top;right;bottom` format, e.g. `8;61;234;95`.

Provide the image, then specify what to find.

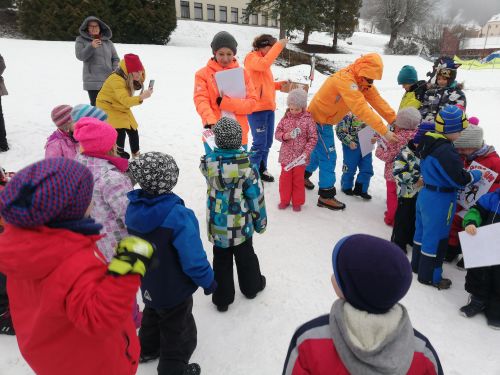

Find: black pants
391;196;417;252
87;90;100;106
116;128;140;155
212;237;263;307
139;297;197;375
0;96;7;148
0;273;8;315
465;265;500;321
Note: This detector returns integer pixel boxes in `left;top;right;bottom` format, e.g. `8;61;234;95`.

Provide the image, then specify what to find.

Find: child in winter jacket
376;107;421;226
397;65;427;110
127;152;216;375
459;188;500;329
45;105;79;159
392;122;435;252
336;113;374;200
420;60;466;123
412;106;482;290
200;117;267;312
283;234;443;375
446;122;500;264
0;157;155;375
275;88;317;211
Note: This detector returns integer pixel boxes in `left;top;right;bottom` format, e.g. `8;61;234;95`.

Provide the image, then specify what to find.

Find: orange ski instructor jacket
194;58;257;146
308;53;396;135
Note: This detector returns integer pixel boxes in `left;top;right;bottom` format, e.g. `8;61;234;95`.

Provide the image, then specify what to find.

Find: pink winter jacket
375;128;417;181
275;110;318;166
75;154;133;261
44;130;79;159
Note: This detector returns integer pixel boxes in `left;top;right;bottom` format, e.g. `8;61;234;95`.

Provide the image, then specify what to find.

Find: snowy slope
1;20;500;375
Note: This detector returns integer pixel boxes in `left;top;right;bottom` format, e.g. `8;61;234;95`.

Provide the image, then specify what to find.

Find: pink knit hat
73;118;117;154
51;105;73;129
468;116;479;126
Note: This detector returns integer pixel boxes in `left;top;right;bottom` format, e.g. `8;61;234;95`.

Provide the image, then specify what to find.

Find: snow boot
342;188;354;196
216;305;229;312
317;188;346;210
293;205;301;212
183;363;201;375
353;183;372;200
139;350;160;363
444;244;461;263
260;170;275;182
433;278;452;290
304;171;315;190
0;310;15;336
245;275;266;299
278;202;289;210
456;255;465;270
487;318;500;330
460;295;486;318
117;147;130;159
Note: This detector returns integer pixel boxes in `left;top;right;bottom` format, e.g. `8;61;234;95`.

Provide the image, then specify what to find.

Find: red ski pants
279;165;306;207
385;180;398;226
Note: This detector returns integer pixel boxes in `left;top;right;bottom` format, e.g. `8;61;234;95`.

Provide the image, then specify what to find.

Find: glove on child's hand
470;170;482;184
108;236;155;277
204;280;218;295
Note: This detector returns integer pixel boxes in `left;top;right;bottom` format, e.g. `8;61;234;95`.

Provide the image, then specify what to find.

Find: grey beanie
211;31;238;55
287;88;308;109
213;117;242;149
454;125;484;149
395;107;421;130
129;152;179;195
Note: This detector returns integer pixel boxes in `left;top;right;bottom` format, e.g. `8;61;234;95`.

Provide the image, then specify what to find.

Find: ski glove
469;170;482;184
204;280;218;295
108;236;155;277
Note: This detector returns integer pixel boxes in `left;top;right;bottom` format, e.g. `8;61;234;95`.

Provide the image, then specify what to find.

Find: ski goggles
437;68;453;79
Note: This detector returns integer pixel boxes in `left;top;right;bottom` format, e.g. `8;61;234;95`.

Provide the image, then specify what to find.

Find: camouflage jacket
393;141;422;198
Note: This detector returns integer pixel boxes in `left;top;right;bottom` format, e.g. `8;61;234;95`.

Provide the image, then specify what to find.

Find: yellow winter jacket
308;53;396;135
399;91;422;110
96;60;143;130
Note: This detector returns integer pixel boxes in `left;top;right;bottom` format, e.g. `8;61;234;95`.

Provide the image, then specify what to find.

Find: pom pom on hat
73;118;117;154
395;107;421;130
213;117;242;150
211;31;238;55
468;116;479;126
129;152;179;195
287;88;308;109
51;105;73;129
71;104;108;122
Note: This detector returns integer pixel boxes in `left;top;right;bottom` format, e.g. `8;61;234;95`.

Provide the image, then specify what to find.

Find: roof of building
488;14;500;23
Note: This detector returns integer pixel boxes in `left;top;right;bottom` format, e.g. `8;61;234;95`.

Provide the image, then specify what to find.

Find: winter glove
108;236;155;277
469;170;482;184
204;280;218;295
216;97;223;106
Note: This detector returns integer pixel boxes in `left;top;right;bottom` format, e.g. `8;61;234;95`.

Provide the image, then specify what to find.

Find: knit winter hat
468;116;479;126
71;104;108;122
73;117;117;154
395;107;421;130
435;105;468;134
453;124;484;149
0;158;94;227
211;31;238;55
51;105;73;129
129;152;179;195
413;121;435;144
287;88;308;109
213;117;242;149
332;234;412;314
397;65;418;85
124;53;144;73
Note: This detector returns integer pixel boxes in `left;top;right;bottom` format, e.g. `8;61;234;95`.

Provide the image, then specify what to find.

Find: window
219;6;227;22
231;7;238;23
180;1;190;19
251;13;258;25
194;2;203;20
271;17;278;27
207;4;215;21
261;12;267;26
242;9;249;24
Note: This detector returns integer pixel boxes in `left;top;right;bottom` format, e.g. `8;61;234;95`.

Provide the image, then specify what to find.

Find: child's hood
416;132;449;159
0;225;100;280
126;190;183;233
200;150;252;191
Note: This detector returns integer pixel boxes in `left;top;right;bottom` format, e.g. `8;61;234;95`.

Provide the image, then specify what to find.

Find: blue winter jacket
126;190;214;309
417;132;473;191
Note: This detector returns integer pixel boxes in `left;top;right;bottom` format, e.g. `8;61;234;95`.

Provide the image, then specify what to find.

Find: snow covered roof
487;14;500;23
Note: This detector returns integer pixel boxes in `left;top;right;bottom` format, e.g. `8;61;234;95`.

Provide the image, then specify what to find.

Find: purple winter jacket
44;130;79;159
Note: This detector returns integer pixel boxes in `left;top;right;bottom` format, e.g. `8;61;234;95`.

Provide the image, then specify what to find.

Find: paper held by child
284;154;306;172
459;222;500;268
358;126;376;157
458;162;498;210
202;129;216;151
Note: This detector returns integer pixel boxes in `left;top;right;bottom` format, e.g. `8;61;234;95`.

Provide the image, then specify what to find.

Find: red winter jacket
0;225;141;375
375;128;417;181
464;146;500;192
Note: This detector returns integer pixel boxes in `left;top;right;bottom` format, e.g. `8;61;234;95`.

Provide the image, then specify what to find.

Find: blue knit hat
397;65;418;85
435;105;468;134
71;104;108;122
332;234;412;314
413;121;435;144
0;158;94;227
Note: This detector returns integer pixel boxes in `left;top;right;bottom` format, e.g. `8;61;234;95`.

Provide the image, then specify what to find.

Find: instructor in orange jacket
194;31;257;153
305;53;398;211
244;35;288;182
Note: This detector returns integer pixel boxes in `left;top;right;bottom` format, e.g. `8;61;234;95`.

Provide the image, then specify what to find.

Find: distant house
174;0;279;28
480;14;500;37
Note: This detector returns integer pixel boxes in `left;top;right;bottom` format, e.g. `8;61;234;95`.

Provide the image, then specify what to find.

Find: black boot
444;245;461;263
460;295;486;318
117;147;130;159
0;310;15;336
183;363;201;375
353;183;372;200
259;162;274;182
139;350;160;363
304;171;315;190
317;188;346;210
342;188;354;196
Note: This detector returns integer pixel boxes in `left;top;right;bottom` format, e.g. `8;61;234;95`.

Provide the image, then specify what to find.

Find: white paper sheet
358;126;376;157
458;161;498;210
459;222;500;268
202;129;216;151
214;67;246;99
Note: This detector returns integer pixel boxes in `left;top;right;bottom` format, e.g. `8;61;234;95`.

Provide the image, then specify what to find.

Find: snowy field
1;19;500;374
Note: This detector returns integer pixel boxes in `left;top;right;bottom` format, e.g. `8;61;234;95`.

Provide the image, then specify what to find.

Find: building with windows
480;14;500;38
175;0;278;28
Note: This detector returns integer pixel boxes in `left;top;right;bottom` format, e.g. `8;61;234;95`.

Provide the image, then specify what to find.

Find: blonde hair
125;71;145;96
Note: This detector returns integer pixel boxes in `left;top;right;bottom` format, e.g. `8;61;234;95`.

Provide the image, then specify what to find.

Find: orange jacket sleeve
364;85;397;125
194;69;218;125
335;76;389;136
219;70;257;115
244;43;284;72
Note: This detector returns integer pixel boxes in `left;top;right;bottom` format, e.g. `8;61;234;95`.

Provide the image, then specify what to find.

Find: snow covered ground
1;19;500;375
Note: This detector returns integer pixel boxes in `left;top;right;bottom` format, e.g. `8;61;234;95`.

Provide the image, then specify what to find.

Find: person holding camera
75;16;120;106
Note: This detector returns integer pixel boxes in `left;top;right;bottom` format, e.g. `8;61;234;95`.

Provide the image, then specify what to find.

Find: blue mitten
204;280;218;295
469;170;482;184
